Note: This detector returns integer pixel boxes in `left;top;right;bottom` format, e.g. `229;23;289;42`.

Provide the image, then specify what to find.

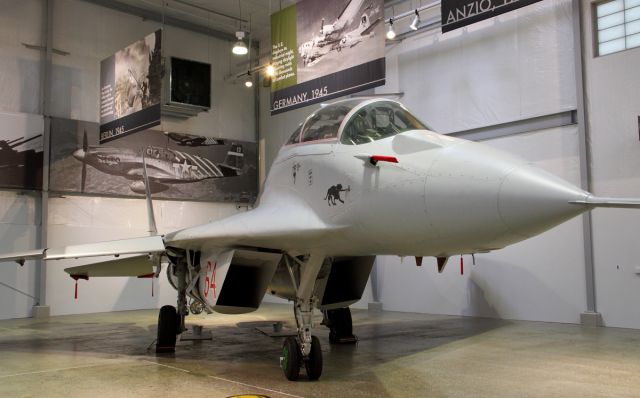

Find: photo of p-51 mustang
3;98;640;382
73;132;244;194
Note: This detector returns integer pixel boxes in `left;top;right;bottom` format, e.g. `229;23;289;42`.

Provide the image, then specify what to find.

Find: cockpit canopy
285;99;429;146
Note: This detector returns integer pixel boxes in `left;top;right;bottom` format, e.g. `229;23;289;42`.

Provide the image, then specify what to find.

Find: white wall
0;0;43;115
582;1;640;329
0;191;39;319
0;111;44;319
389;0;576;132
0;0;255;318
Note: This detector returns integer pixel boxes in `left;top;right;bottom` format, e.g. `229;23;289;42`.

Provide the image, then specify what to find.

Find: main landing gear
156;305;178;353
324;307;358;344
156;257;190;354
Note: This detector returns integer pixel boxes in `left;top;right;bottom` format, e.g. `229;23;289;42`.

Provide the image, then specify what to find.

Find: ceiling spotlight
232;31;248;55
265;64;275;77
386;18;396;40
244;71;253;87
410;9;420;31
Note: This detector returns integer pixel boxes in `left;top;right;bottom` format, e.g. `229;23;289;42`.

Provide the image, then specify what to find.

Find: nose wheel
280;253;326;381
281;335;322;381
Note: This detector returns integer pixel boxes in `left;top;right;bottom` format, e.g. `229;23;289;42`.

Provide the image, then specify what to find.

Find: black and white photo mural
50;118;257;203
270;0;385;114
0;113;43;190
99;30;162;143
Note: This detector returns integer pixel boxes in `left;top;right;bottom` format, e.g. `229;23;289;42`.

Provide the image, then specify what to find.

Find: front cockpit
340;100;429;145
284;98;431;147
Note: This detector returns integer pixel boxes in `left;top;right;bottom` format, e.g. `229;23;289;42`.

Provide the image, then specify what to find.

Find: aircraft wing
0;236;165;266
335;0;366;28
0;197;339;273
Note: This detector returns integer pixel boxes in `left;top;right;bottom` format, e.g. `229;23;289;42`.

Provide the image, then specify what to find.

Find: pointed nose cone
498;165;589;238
72;149;85;161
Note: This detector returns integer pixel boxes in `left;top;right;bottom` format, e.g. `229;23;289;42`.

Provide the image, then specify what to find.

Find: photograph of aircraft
113;32;161;119
296;0;384;82
72;131;244;195
48;118;258;202
0;133;43;190
298;0;381;67
4;98;640;381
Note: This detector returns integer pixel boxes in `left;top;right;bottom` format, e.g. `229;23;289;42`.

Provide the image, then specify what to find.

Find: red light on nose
370;155;398;165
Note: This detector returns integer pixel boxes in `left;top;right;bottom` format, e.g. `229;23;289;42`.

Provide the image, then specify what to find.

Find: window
340;101;429;145
286;124;302;145
284;100;363;146
595;0;640;56
300;104;353;143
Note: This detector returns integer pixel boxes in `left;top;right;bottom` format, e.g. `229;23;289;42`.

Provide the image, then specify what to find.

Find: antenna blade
141;152;158;236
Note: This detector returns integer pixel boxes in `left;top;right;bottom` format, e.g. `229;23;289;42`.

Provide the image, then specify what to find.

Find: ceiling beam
80;0;259;47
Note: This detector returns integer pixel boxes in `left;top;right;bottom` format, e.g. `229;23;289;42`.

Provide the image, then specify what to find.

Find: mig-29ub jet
298;0;381;67
72;132;244;194
3;98;640;381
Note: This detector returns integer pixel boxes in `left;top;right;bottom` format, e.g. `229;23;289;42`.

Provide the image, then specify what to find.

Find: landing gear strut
280;253;325;381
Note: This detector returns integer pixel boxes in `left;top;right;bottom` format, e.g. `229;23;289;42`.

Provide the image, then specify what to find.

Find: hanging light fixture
244;71;253;87
409;9;420;31
386;18;396;40
265;64;275;77
232;31;248;55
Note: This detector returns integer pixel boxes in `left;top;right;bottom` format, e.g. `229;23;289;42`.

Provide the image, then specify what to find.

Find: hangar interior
1;0;640;396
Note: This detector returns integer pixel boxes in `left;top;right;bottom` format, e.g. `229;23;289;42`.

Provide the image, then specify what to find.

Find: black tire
305;336;323;380
281;336;301;381
156;305;177;353
327;308;354;343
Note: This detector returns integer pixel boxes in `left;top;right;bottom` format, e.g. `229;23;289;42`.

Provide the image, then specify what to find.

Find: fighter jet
73;132;244;194
298;0;381;67
2;98;639;381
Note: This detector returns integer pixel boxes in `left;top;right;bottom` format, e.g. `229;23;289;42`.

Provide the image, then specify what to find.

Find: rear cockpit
284;98;430;147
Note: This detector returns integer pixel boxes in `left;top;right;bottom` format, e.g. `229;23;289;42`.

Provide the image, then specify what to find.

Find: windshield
285;99;363;145
340;101;429;145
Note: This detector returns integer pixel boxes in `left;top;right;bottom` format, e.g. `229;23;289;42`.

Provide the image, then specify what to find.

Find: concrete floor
1;304;640;398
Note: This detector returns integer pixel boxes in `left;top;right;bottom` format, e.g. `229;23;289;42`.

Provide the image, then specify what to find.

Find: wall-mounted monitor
164;57;211;117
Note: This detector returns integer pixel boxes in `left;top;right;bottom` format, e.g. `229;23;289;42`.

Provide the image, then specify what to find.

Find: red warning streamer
70;275;89;300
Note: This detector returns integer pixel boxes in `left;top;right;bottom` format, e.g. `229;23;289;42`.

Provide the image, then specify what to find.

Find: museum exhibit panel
1;0;640;396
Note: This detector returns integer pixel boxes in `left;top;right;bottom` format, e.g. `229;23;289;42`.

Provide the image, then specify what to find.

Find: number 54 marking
203;261;217;299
